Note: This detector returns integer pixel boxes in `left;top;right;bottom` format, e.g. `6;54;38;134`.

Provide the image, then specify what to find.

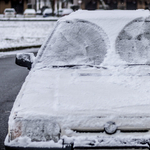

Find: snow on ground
0;48;39;58
0;14;58;19
0;21;56;50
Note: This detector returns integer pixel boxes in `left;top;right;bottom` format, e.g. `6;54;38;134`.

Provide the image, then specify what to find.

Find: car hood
7;65;150;147
11;65;150;118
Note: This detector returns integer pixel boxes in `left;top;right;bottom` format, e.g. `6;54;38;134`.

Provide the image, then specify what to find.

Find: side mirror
15;53;35;70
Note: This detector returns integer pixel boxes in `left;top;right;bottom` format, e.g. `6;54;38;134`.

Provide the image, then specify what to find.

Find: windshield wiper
52;65;82;68
127;64;150;66
52;65;107;69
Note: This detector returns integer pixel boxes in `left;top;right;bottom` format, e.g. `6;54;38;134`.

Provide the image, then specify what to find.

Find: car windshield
5;9;14;12
36;12;150;69
116;19;150;65
37;19;109;67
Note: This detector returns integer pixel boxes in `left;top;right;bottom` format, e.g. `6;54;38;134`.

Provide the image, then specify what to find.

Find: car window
37;19;109;67
5;9;14;12
116;18;150;64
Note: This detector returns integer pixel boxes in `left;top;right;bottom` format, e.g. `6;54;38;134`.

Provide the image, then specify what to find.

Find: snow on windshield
116;18;150;64
35;10;150;68
37;19;109;67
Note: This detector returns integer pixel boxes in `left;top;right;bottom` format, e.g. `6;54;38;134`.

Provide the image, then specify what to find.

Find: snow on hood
10;10;150;118
10;65;150;118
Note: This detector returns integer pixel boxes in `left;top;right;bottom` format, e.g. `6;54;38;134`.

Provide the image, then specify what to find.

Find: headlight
9;118;61;143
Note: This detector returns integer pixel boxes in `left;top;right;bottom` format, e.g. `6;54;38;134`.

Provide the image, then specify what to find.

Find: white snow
0;48;39;58
24;9;36;14
5;10;150;148
0;21;56;50
43;8;52;14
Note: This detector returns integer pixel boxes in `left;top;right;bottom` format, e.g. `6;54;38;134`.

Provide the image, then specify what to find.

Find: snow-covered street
0;21;56;50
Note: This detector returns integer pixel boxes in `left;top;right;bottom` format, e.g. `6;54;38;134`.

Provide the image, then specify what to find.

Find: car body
23;9;36;18
5;10;150;149
41;6;49;14
36;9;42;15
3;8;16;18
43;8;53;17
56;8;73;17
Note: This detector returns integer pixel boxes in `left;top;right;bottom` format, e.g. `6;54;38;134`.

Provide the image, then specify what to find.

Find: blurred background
0;0;150;16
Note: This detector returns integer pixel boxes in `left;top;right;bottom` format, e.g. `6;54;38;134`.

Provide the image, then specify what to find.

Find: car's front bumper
5;146;72;150
5;134;150;150
5;145;150;150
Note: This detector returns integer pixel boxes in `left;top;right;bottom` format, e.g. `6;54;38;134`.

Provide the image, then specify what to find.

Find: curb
0;45;41;52
0;18;58;21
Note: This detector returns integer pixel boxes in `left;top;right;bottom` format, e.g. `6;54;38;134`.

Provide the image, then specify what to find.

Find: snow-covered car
3;8;16;18
56;8;73;17
5;10;150;149
36;9;42;15
23;9;36;18
43;8;53;17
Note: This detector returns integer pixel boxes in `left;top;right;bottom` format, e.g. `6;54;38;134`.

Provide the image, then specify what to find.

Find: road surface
0;55;29;149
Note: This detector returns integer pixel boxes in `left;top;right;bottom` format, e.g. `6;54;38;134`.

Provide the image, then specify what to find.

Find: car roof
4;8;15;11
43;8;52;12
24;9;36;13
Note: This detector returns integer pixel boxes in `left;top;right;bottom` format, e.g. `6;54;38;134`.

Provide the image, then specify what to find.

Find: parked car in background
5;10;150;149
56;8;73;17
23;9;36;18
3;8;16;18
43;8;53;17
41;6;49;14
36;9;42;15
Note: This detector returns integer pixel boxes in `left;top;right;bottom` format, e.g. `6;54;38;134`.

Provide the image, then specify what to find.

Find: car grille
75;148;149;150
72;128;149;134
